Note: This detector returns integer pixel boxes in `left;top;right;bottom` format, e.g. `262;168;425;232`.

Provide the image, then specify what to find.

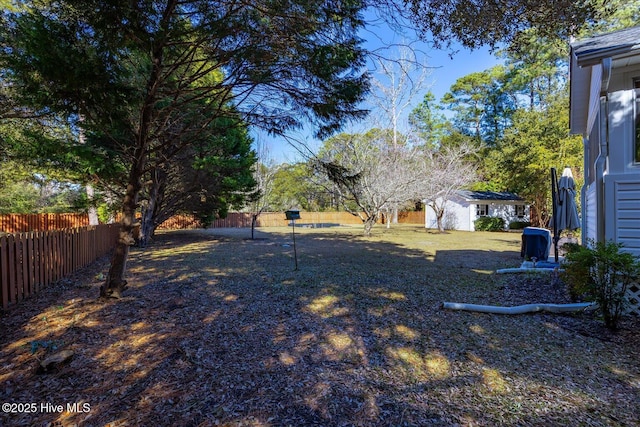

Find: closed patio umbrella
551;167;580;261
556;167;580;232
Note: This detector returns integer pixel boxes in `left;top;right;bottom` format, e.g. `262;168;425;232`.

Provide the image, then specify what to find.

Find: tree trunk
100;33;166;298
100;124;151;298
436;210;445;232
430;203;445;233
139;169;164;247
139;203;154;249
363;213;378;236
100;171;142;298
251;213;258;239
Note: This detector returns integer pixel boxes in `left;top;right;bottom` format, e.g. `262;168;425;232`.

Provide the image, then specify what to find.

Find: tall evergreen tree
483;94;582;226
441;66;515;144
501;29;568;111
408;91;447;149
1;0;369;298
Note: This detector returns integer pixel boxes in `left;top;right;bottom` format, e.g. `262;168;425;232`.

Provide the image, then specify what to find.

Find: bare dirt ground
1;226;639;426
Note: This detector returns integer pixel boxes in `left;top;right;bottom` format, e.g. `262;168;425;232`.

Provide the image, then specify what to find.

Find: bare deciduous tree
317;130;424;236
368;46;432;225
421;142;479;232
248;139;276;239
369;45;432;147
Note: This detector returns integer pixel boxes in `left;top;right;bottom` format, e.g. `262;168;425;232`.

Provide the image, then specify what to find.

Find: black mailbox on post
285;210;300;220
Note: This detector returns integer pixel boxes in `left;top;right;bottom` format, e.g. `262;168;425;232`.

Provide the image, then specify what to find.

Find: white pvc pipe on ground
442;302;596;314
495;267;564;274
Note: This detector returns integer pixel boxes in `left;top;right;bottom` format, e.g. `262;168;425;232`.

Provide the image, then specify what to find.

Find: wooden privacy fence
211;212;365;227
396;211;424;224
157;214;201;230
0;225;119;310
1;211;425;233
210;211;425;228
0;213;90;233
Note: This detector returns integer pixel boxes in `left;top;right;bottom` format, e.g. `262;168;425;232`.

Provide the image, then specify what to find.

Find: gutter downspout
581;136;589;246
594;57;612;244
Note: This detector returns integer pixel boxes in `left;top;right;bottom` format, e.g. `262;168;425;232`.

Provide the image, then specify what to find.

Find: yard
1;225;639;426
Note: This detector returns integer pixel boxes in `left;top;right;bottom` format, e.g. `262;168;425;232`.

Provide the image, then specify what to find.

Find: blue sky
257;16;502;163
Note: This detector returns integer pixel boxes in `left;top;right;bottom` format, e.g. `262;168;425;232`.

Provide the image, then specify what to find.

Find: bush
508;220;530;230
474;216;505;231
561;240;640;330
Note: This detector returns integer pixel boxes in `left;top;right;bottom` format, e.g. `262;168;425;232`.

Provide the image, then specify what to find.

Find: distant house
424;190;528;231
569;26;640;256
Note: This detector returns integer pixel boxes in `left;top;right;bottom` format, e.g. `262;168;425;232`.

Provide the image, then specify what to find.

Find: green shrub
561;240;640;330
474;216;505;231
508;220;530;230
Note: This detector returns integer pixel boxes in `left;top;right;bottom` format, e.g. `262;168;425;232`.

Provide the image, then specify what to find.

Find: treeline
0;0;629;297
249;2;639;231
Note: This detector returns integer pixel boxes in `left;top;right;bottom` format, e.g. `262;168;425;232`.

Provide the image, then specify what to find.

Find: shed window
476;204;489;217
515;205;525;218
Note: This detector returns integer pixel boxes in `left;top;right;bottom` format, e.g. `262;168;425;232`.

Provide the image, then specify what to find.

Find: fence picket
1;235;8;308
8;234;16;305
33;232;41;293
22;233;30;299
39;231;46;290
54;230;62;282
14;233;23;301
43;231;50;289
65;229;72;275
48;231;55;284
75;228;82;269
25;232;34;298
61;230;67;276
17;233;25;301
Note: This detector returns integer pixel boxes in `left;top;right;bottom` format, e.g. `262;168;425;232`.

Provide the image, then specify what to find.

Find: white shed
424;190;529;231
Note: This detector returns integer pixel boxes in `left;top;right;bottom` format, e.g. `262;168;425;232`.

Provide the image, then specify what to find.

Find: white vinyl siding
424;195;528;232
615;181;640;256
605;176;640;257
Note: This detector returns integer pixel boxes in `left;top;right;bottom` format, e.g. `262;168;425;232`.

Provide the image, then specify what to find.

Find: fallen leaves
1;226;639;426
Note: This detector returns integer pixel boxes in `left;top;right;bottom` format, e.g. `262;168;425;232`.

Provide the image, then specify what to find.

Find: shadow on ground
1;227;639;426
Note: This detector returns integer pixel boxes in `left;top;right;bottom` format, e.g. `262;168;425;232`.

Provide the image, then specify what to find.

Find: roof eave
575;45;640;67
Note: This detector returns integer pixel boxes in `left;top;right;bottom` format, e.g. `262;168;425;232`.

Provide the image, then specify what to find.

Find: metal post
551;167;559;263
284;210;300;271
291;219;298;271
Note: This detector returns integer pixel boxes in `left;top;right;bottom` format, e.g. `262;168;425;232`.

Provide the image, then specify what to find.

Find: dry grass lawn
1;225;639;426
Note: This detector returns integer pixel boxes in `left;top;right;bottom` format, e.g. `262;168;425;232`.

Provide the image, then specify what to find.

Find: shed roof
457;190;523;202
